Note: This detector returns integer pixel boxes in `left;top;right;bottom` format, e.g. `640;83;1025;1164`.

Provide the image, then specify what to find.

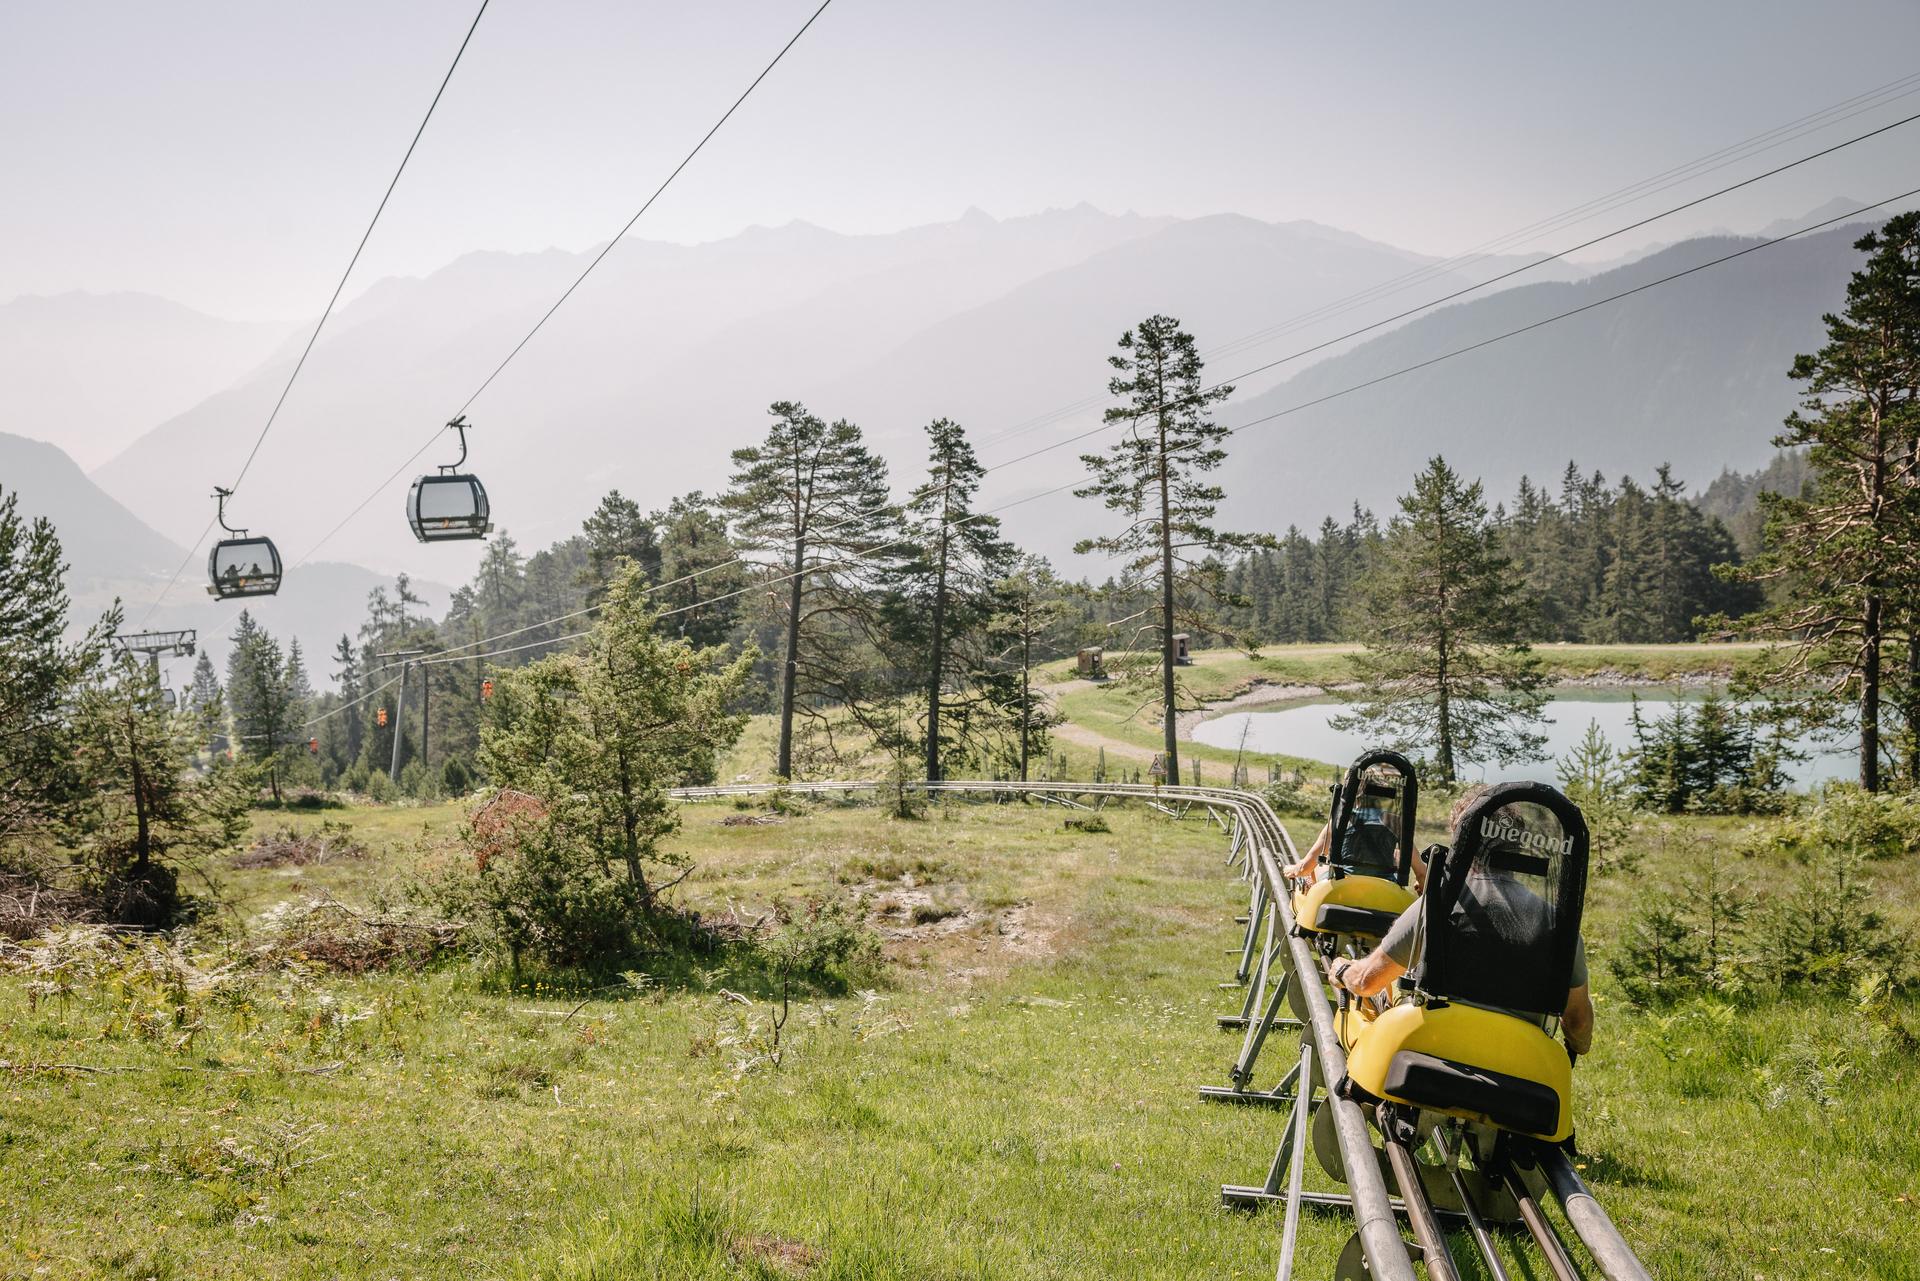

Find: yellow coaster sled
1342;1001;1572;1141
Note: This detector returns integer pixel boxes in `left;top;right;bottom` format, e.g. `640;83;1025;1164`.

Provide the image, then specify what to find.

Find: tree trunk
1908;631;1920;788
420;667;431;775
1157;416;1180;787
1862;591;1882;792
925;489;951;783
777;534;805;780
621;808;647;899
1019;630;1032;782
1435;617;1454;783
128;714;151;871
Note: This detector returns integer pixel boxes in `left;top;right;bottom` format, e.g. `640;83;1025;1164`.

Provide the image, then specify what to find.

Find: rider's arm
1285;822;1332;882
1331;903;1419;999
1562;984;1594;1057
1332;949;1405;999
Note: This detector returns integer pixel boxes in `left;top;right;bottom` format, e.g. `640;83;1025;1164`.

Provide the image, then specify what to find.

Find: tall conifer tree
1333;457;1548;781
1722;214;1920;790
1076;315;1265;785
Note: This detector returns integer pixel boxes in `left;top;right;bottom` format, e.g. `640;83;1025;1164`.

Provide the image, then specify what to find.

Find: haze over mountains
0;292;290;468
71;205;1570;579
2;199;1887;678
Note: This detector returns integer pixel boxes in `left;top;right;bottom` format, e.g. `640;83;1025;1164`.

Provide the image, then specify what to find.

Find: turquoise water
1188;688;1853;787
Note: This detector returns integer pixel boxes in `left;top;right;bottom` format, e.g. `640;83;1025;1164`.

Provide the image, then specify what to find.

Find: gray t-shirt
1378;895;1587;1025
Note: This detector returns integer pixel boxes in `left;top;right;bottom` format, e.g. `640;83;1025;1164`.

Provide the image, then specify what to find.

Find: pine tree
581;490;662;604
987;558;1074;781
70;653;247;925
897;419;1016;781
1591;477;1656;642
478;564;752;904
327;635;361;774
650;491;747;648
0;485;109;856
1332;457;1548;781
1722;214;1920;791
723;401;901;779
187;651;226;758
226;612;300;802
1075;315;1266;785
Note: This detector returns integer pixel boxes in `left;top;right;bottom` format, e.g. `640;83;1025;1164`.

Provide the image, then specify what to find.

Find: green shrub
431;815;645;974
1557;720;1640;871
1752;843;1906;992
1261;778;1327;819
399;760;436;801
1796;785;1920;861
1608;836;1751;1006
1063;814;1110;833
763;892;883;993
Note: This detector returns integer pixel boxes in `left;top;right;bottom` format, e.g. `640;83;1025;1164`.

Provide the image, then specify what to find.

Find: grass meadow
2;794;1917;1278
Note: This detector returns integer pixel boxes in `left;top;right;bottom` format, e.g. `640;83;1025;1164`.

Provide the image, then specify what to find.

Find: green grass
4;794;1919;1279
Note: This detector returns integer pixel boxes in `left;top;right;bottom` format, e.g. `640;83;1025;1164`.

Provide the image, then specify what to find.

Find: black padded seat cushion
1384;1050;1559;1137
1315;904;1400;938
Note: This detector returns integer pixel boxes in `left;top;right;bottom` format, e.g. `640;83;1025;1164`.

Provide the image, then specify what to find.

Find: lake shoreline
1175;672;1732;742
1184;677;1847;786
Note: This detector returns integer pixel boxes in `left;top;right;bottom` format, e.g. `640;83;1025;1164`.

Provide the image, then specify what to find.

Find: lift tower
111;629;197;707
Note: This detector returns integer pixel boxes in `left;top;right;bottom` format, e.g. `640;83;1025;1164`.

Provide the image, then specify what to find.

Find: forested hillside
1219;221;1878;536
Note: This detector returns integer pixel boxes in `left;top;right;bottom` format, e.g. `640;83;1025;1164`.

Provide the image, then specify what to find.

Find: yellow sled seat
1344;1002;1572;1142
1293;874;1415;940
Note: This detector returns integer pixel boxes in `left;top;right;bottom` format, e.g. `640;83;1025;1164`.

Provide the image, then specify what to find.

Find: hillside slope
1214;221;1875;533
0;430;184;587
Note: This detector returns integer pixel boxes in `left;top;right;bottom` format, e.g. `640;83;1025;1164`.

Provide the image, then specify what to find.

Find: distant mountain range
1211;220;1876;539
4;199;1888;602
72;205;1561;575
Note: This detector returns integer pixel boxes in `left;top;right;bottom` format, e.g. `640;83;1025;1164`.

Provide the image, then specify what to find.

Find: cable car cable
136;0;492;621
233;0;493;498
290;0;836;570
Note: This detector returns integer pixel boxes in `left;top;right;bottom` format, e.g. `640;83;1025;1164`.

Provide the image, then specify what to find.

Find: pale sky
5;0;1919;321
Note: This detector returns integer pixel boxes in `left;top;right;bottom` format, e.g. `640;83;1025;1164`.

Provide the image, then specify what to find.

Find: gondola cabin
1294;749;1419;943
407;415;492;543
206;487;282;599
1340;781;1590;1141
207;536;282;598
407;474;491;542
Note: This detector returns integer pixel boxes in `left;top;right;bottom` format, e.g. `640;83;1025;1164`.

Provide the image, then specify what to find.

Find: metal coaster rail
668;778;1650;1281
